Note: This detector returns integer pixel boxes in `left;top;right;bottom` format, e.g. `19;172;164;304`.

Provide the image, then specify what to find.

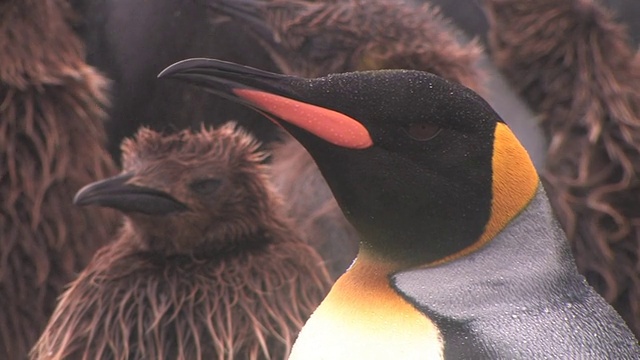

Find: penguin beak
74;173;189;215
158;58;373;149
196;0;294;72
198;0;276;46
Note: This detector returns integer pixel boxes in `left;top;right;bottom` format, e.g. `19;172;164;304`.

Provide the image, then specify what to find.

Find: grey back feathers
393;184;640;358
486;0;640;337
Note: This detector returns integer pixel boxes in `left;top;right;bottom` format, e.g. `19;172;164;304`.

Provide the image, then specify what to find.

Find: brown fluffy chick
202;0;484;89
486;0;640;338
31;124;331;360
200;0;486;278
0;0;118;358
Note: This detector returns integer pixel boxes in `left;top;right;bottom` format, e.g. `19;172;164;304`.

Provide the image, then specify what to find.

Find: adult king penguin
159;59;640;358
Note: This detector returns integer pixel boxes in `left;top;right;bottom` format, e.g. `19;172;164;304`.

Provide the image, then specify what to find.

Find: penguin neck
357;122;540;269
289;245;444;359
433;123;540;265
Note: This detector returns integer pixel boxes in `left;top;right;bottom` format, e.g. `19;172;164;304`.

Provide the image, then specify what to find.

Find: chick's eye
403;123;441;141
189;178;222;194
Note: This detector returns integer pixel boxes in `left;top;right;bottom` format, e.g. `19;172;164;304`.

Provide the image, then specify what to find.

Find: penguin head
74;123;276;255
159;59;538;266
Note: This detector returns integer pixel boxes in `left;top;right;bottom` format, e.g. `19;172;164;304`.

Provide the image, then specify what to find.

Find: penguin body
395;184;638;358
288;255;444;359
159;59;640;358
486;0;640;337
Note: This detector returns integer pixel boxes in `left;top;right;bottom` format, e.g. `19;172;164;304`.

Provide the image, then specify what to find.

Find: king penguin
158;59;640;359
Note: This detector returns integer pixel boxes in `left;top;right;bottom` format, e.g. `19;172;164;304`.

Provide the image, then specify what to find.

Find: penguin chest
289;260;443;360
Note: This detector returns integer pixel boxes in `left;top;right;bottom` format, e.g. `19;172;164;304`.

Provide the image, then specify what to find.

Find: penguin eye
402;123;441;141
189;178;222;194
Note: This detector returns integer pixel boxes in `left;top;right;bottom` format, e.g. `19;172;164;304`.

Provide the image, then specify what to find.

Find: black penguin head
159;59;538;265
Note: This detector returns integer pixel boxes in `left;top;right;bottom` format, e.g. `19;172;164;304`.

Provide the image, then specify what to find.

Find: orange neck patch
433;123;539;265
289;252;443;359
233;88;374;149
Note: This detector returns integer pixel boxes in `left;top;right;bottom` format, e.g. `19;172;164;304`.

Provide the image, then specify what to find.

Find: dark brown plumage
204;0;483;88
202;0;486;278
0;0;118;358
32;124;331;360
486;0;640;337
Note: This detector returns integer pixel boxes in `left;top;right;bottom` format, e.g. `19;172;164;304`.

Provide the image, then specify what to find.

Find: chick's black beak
158;58;373;150
74;173;189;215
197;0;277;46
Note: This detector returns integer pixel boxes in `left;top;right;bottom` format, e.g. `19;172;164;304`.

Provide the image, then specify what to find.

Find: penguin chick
486;0;640;338
160;59;640;359
0;0;118;358
201;0;484;91
31;124;331;360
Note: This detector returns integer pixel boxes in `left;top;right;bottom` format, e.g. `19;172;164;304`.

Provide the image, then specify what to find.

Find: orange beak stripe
233;88;374;149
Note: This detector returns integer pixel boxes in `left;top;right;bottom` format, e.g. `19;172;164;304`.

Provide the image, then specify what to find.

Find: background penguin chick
202;0;484;90
31;124;331;360
0;0;118;358
201;0;486;278
486;0;640;338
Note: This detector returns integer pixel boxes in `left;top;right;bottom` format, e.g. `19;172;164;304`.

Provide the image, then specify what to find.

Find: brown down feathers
0;0;118;358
